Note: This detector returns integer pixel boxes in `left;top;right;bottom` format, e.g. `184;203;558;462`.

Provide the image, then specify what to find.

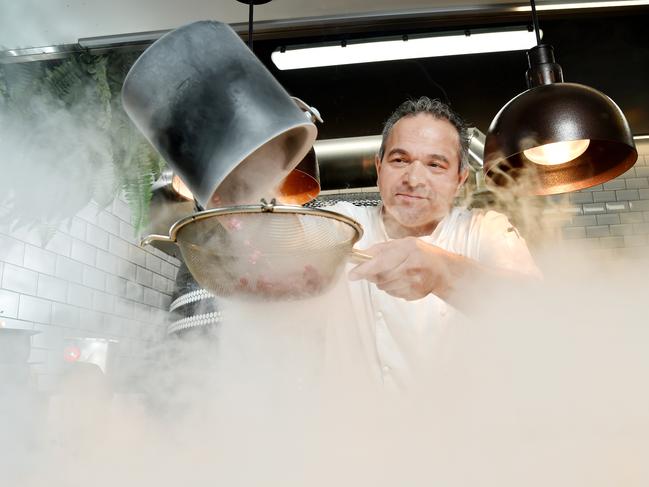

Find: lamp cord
407;60;451;105
248;1;254;50
530;0;542;45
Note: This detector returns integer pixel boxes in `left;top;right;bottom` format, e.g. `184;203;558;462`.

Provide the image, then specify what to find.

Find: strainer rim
161;202;364;245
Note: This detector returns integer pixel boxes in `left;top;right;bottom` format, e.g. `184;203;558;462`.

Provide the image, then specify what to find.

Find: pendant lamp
483;0;637;195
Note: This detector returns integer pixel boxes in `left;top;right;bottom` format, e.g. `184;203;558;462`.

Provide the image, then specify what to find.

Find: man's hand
348;237;464;301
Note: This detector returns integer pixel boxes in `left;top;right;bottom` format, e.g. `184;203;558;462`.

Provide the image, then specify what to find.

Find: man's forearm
434;250;540;315
349;237;540;309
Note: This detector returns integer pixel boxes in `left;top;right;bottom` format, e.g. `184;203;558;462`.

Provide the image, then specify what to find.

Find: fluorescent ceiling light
514;0;649;11
272;28;539;70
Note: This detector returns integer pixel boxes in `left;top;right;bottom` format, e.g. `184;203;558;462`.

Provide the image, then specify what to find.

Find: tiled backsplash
0;195;180;390
557;140;649;258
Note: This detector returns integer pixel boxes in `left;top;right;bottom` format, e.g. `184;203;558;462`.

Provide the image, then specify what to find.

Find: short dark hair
378;96;470;171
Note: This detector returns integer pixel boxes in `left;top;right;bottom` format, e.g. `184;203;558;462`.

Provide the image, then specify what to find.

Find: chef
327;96;541;389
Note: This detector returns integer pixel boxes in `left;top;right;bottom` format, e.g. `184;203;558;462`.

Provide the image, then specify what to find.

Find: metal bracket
260;198;277;212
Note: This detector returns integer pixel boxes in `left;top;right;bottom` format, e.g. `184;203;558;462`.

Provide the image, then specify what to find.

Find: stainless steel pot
122;20;318;209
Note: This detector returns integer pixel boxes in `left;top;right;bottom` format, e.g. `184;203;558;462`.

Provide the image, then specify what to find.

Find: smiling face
377;114;469;238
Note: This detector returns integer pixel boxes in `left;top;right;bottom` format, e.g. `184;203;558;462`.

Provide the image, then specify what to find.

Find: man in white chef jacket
327;96;541;390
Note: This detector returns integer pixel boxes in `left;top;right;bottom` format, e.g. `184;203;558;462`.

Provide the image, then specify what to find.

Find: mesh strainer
142;200;370;301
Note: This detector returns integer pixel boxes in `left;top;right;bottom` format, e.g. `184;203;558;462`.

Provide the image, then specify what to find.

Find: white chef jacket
324;202;540;391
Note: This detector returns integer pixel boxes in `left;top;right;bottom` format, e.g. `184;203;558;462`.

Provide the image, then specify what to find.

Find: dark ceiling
250;9;649;140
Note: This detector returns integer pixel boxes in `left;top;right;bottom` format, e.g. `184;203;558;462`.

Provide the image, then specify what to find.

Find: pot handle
349;249;372;264
292;97;323;124
140;234;175;248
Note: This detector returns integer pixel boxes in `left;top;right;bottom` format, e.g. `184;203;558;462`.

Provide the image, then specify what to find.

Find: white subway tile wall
37;274;68;302
558;142;649;259
0;194;180;389
55;256;84;283
44;231;72;257
0;289;20;319
3;264;38;295
0;234;26;266
24;245;57;275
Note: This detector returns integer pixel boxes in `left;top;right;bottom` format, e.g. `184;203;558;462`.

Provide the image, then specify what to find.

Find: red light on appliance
63;345;81;362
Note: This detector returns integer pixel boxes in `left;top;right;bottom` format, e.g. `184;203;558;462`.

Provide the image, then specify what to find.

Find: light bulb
523;139;590;165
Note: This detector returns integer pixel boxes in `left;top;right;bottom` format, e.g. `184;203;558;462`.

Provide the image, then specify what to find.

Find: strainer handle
349;249;372;264
140;234;174;248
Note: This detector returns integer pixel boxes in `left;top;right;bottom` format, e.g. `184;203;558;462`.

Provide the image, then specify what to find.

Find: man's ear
375;154;382;184
456;167;470;194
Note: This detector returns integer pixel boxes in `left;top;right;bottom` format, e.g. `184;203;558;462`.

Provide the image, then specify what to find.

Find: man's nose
403;160;427;187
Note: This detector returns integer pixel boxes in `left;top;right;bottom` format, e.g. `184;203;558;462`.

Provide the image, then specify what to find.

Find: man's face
376;114;468;235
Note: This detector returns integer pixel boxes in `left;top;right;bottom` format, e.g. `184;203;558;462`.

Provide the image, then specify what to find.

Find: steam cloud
0;89;116;240
1;49;648;487
3;244;649;487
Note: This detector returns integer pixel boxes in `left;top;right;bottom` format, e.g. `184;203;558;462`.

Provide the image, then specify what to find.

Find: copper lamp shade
484;44;637;195
276;147;321;205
